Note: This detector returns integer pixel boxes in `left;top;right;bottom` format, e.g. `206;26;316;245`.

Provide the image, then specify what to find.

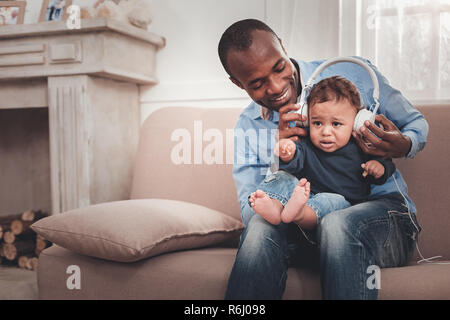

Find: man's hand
352;114;412;159
277;104;308;142
361;160;385;179
274;139;296;162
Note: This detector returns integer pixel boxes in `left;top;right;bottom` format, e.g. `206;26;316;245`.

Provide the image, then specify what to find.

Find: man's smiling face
226;30;300;111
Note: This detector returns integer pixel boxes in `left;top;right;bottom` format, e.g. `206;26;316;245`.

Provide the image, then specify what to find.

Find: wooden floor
0;266;38;300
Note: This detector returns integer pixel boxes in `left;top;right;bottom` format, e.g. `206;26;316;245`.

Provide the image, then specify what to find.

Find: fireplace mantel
0;19;165;215
0;18;165;85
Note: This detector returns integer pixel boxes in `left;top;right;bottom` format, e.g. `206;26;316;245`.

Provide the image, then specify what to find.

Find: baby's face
309;98;357;153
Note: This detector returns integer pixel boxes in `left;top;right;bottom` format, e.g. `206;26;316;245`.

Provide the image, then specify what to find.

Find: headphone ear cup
353;109;375;132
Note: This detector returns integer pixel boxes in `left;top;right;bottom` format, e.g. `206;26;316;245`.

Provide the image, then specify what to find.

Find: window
268;0;449;103
351;0;450;103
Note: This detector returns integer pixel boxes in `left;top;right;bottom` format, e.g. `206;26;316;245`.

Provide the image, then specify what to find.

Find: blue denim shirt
233;57;429;226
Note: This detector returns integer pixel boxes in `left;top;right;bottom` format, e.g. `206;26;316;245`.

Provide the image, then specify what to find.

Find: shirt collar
246;103;280;122
247;102;263;120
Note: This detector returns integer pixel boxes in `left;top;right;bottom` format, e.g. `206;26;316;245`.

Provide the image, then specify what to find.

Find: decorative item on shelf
0;1;26;25
80;0;152;29
39;0;72;22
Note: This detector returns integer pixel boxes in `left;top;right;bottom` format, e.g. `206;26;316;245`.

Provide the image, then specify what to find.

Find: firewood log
2;241;36;261
0;222;12;239
26;257;39;271
18;255;38;270
10;220;34;235
21;210;34;222
4;232;37;245
0;211;47;241
35;236;51;253
22;210;47;222
2;231;15;244
18;255;30;269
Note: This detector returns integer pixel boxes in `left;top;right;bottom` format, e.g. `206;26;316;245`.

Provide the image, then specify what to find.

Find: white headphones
295;57;380;133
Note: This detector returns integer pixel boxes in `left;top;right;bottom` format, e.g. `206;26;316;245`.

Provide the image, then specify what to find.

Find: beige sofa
37;105;450;299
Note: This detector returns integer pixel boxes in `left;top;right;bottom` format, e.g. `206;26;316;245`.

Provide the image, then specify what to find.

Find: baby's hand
361;160;385;179
274;139;295;162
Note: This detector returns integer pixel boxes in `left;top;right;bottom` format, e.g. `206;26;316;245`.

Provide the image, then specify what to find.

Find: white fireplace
0;18;165;216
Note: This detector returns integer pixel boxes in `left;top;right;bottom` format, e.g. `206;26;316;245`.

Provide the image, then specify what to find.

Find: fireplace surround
0;18;165;216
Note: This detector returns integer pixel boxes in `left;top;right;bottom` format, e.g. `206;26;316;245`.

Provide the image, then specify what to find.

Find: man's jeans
225;183;420;299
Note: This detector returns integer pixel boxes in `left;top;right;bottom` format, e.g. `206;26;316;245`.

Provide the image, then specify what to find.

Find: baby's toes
298;178;308;186
305;182;311;194
255;189;267;199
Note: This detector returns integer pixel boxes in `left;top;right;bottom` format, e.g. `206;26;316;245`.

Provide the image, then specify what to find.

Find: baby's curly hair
307;76;362;111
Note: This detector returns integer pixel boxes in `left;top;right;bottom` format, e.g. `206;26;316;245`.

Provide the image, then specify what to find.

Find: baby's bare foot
281;178;311;223
250;190;283;225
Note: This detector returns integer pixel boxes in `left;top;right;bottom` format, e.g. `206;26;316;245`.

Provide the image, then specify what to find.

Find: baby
249;76;396;228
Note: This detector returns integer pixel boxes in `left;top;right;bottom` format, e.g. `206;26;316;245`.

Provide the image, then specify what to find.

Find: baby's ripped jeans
249;170;352;225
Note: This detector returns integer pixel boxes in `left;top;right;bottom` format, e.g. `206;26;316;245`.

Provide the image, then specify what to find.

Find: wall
139;0;263;121
140;0;341;122
19;0;341;122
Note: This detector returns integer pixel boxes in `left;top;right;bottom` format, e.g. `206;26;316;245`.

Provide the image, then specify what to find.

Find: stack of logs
0;210;51;271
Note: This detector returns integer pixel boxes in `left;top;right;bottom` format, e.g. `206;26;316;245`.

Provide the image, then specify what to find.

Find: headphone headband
298;57;380;124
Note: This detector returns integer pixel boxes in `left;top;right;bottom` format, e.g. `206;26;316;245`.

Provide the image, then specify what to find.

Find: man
218;19;428;299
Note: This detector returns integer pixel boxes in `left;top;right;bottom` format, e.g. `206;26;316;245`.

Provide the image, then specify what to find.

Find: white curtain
266;0;450;103
349;0;450;102
265;0;340;61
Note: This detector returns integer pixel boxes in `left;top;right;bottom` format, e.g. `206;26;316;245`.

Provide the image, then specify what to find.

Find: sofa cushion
378;262;450;299
37;244;322;300
37;245;239;300
31;199;244;262
37;245;450;300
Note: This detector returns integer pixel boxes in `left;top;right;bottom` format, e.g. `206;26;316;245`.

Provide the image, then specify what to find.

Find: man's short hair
307;76;362;110
218;19;278;76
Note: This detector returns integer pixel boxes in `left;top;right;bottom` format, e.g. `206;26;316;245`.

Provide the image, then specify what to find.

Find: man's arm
233;119;272;226
353;59;429;159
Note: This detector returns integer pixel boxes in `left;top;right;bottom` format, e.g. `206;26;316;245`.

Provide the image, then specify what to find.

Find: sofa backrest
130;107;243;221
395;105;450;261
130;105;450;260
